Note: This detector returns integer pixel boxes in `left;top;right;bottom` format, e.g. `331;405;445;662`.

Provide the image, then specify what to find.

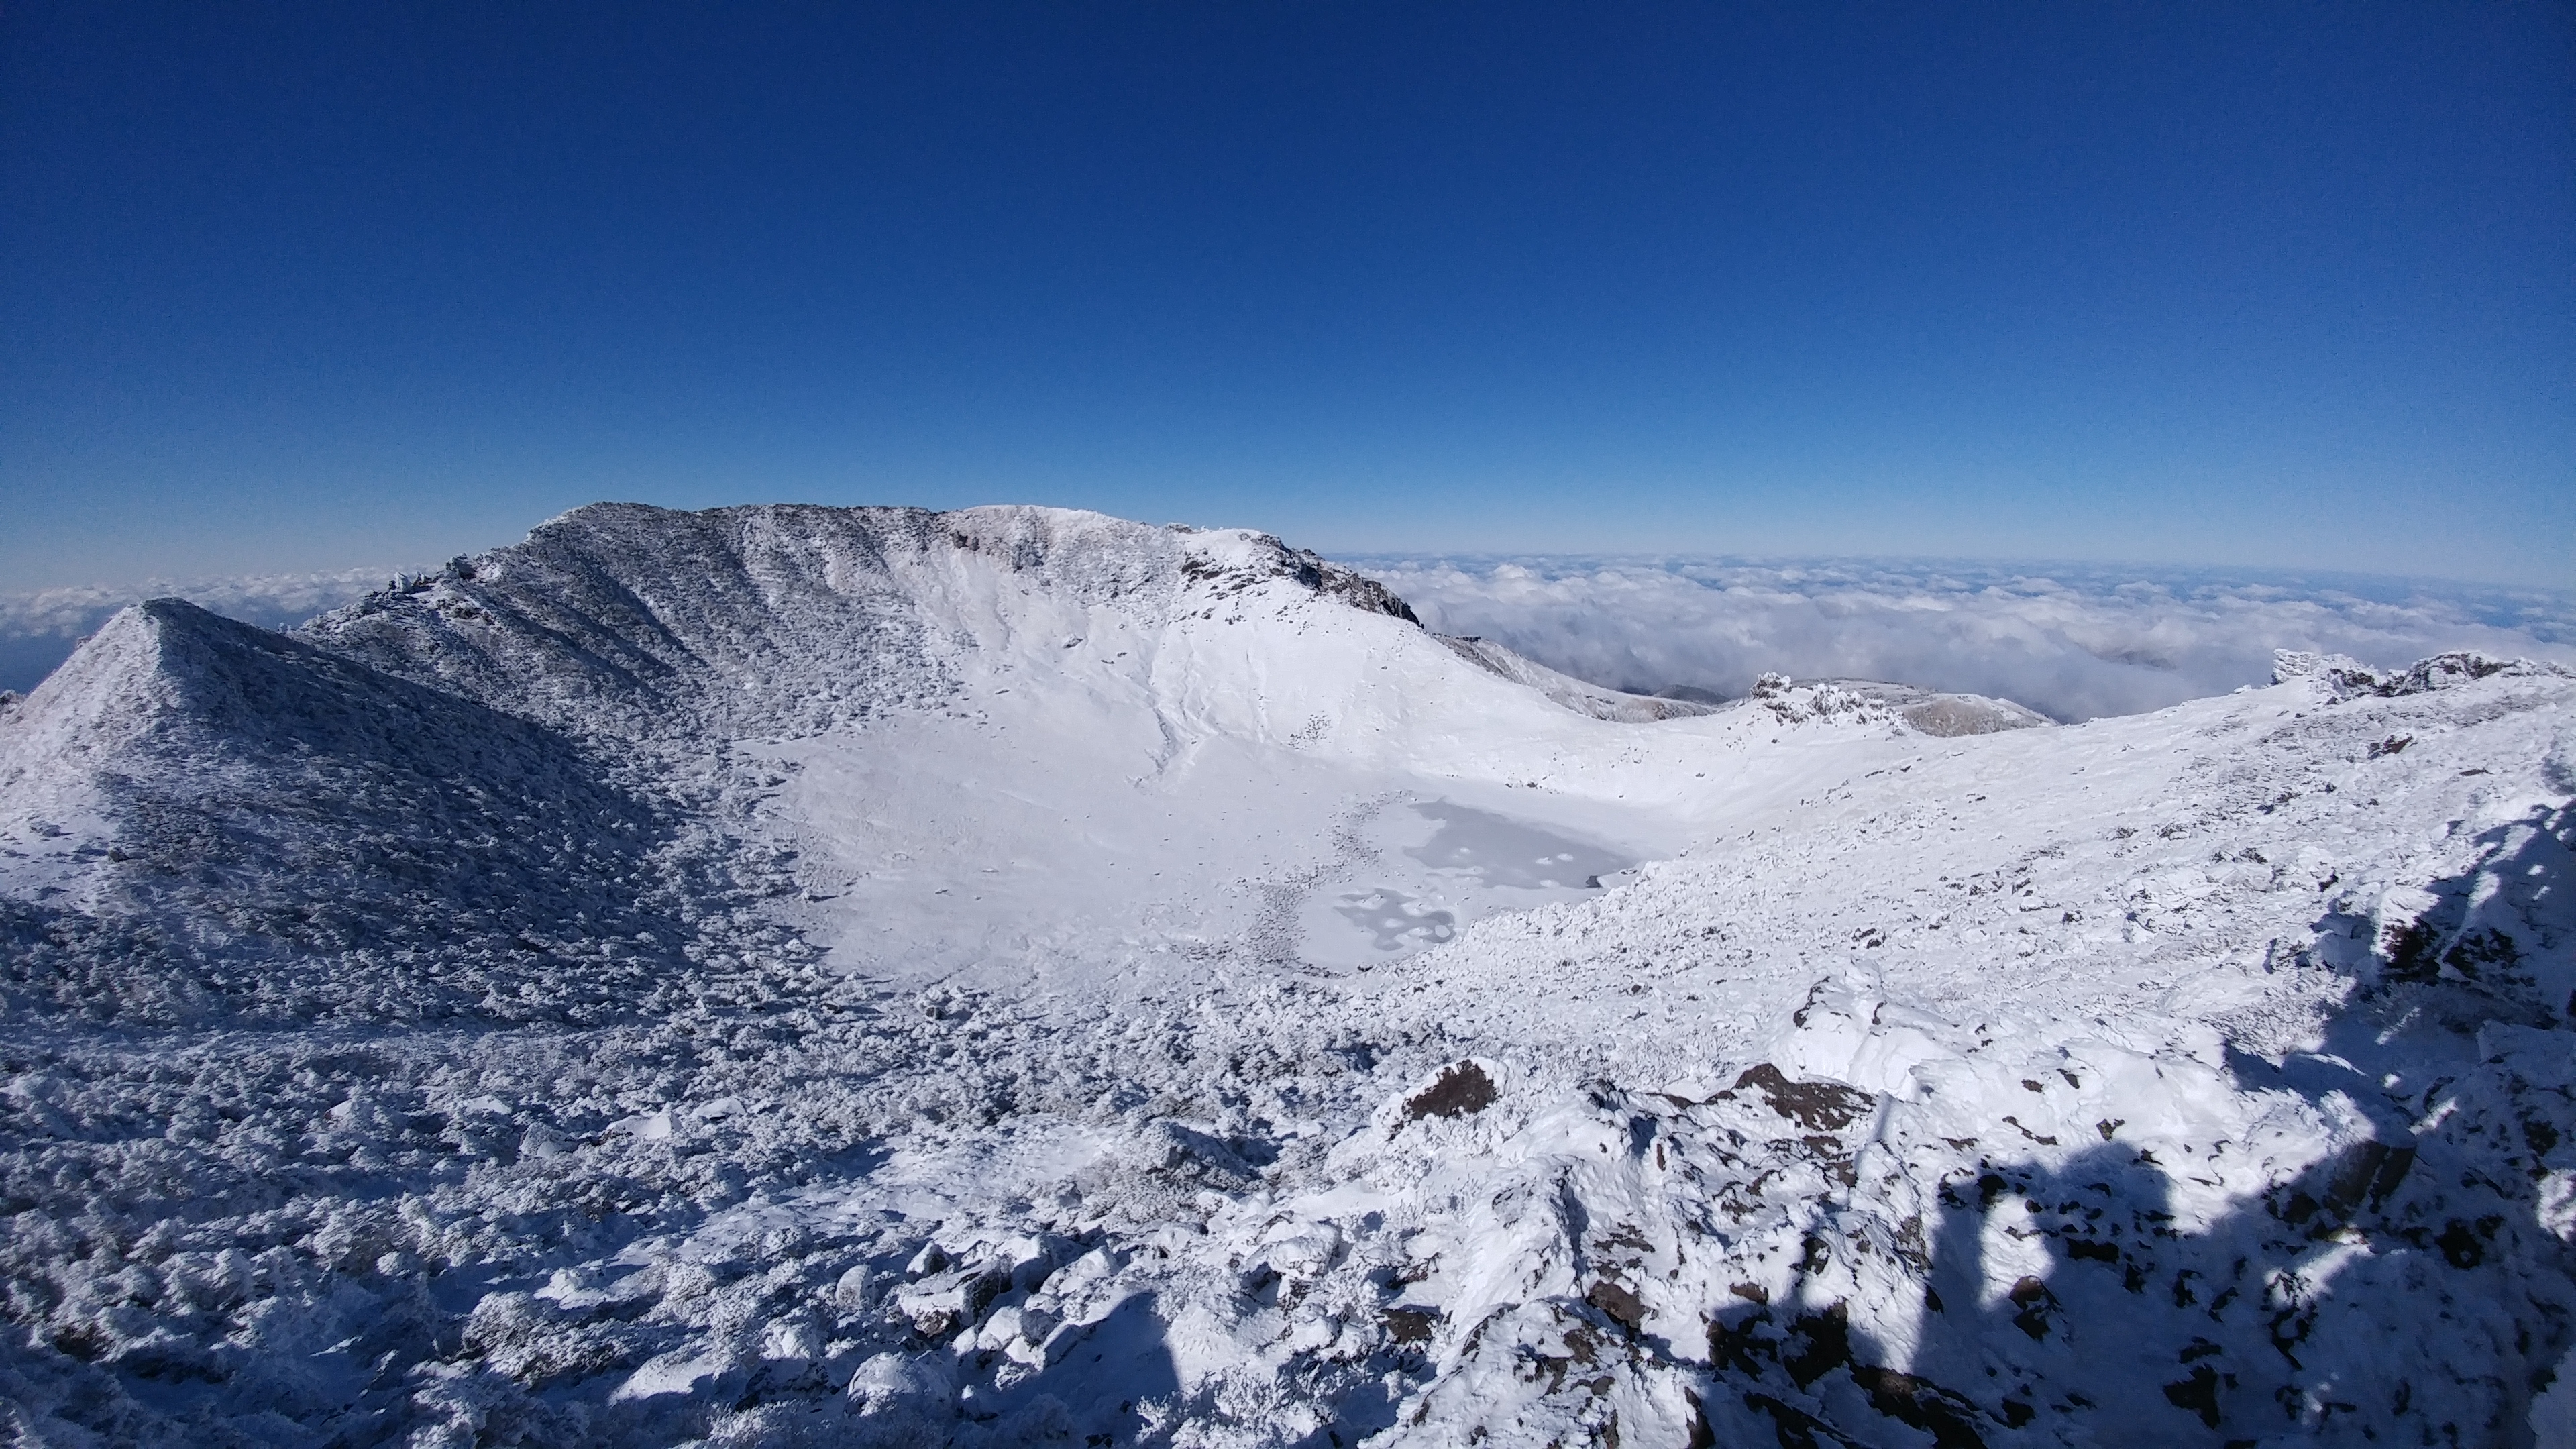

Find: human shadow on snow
928;1287;1182;1446
1694;803;2576;1448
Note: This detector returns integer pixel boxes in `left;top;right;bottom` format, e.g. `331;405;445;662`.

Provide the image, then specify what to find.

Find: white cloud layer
1353;555;2576;722
0;568;394;694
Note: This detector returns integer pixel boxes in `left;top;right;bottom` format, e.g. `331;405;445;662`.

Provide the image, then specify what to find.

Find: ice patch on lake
1332;888;1457;953
1303;800;1638;967
1402;800;1630;890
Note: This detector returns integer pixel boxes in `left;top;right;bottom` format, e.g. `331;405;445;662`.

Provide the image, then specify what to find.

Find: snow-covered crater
1;502;2571;1449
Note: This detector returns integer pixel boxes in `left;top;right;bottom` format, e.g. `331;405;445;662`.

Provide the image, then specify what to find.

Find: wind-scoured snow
1;503;2571;1448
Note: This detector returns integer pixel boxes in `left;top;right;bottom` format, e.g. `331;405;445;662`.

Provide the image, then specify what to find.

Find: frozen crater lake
1309;800;1638;967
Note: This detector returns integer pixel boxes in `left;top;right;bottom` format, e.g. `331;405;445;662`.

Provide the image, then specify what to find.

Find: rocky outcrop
2274;647;2575;701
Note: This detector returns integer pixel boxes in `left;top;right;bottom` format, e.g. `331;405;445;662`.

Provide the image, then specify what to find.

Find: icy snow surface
3;503;2574;1448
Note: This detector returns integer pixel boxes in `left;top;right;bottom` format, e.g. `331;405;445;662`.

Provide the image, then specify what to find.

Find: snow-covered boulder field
1;503;2571;1448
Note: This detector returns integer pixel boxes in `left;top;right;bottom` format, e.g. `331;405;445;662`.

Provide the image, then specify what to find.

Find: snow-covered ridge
1434;635;1718;722
2273;645;2576;700
302;502;1425;743
0;567;394;696
0;598;771;1026
1;502;2571;1448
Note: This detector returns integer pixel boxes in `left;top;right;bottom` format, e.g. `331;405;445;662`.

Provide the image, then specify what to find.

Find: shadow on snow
1695;804;2576;1448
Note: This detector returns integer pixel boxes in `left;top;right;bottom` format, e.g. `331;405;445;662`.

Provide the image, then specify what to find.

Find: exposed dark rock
1405;1061;1499;1120
1585;1280;1646;1333
1725;1063;1874;1133
1381;1307;1439;1345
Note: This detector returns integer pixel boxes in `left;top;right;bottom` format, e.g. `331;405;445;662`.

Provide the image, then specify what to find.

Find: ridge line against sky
7;540;2571;721
3;2;2571;590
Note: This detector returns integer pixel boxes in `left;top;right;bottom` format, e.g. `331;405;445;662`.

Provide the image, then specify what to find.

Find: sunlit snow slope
1;503;2571;1449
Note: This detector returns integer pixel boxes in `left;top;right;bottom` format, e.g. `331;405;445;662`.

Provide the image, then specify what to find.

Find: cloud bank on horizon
1355;555;2576;723
0;568;393;695
8;553;2573;724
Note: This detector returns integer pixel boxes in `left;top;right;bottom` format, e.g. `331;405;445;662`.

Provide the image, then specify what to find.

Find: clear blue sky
4;2;2570;588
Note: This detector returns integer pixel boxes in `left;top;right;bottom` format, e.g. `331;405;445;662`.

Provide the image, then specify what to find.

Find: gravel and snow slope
1;504;2572;1448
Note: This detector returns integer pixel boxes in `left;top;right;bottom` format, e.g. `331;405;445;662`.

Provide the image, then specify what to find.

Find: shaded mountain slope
0;600;770;1026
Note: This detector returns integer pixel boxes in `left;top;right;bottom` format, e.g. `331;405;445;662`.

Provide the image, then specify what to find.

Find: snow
1;501;2572;1447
